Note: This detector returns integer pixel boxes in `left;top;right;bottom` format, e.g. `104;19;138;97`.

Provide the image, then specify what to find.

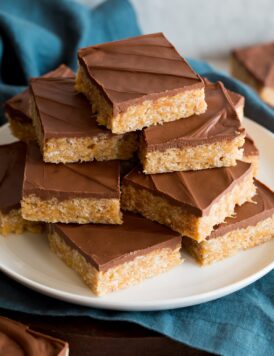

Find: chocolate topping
5;64;74;123
0;316;68;356
142;82;244;151
0;142;26;214
207;180;274;239
29;77;115;142
123;161;252;217
23;143;120;201
228;88;245;110
233;42;274;86
204;77;245;111
52;212;181;271
78;33;204;114
243;133;259;157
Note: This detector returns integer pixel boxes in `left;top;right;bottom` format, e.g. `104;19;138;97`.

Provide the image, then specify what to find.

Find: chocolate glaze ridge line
143;81;244;152
207;179;274;239
29;77;114;141
5;64;74;122
78;33;204;114
0;316;68;356
23;143;120;201
51;212;181;272
0;142;26;214
232;42;274;86
123;161;253;217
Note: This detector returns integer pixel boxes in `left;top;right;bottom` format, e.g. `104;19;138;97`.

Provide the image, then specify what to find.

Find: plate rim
0;119;273;311
1;254;273;311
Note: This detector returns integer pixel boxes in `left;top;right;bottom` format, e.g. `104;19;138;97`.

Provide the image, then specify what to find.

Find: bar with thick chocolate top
204;77;245;120
0;142;26;214
231;42;274;106
140;81;245;173
122;161;256;241
48;212;182;295
21;143;122;224
0;316;68;356
76;33;207;134
0;142;41;236
183;180;274;264
5;64;74;142
29;77;138;163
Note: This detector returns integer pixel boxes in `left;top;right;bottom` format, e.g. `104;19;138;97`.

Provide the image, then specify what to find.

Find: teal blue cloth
0;0;140;121
0;271;273;356
0;1;273;355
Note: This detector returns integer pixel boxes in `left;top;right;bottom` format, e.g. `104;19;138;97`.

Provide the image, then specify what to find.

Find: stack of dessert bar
1;33;273;296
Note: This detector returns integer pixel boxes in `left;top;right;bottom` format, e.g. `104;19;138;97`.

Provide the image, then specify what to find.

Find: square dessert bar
231;42;274;106
183;180;274;265
29;77;138;163
48;212;182;296
76;33;207;134
242;133;259;175
140;81;246;174
21;143;122;224
205;78;245;120
0;316;69;356
122;161;256;242
0;142;41;236
5;64;74;142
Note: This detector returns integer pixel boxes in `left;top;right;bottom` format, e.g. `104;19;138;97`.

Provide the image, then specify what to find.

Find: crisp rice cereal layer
183;214;274;265
6;113;36;142
48;230;182;296
29;93;138;163
122;169;256;242
22;195;122;224
75;66;207;134
0;209;42;236
140;134;245;174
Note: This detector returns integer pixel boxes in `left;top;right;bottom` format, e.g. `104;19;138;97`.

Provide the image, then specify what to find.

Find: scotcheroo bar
122;161;256;242
231;42;274;106
140;81;245;174
48;212;182;296
0;142;42;236
76;33;206;134
21;143;122;224
29;77;138;163
183;180;274;264
5;64;74;142
0;316;69;356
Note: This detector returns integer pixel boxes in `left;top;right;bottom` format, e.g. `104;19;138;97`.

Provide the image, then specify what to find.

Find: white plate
0;119;273;311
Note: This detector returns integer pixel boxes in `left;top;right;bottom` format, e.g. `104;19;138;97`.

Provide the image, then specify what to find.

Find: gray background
79;0;274;68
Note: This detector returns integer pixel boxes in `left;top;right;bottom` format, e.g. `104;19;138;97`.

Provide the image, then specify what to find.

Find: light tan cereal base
48;230;182;296
29;93;138;163
140;134;245;174
183;214;274;265
122;170;256;242
6;113;36;142
75;66;207;134
231;56;274;106
22;195;122;224
0;209;43;236
242;154;259;177
42;133;138;164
